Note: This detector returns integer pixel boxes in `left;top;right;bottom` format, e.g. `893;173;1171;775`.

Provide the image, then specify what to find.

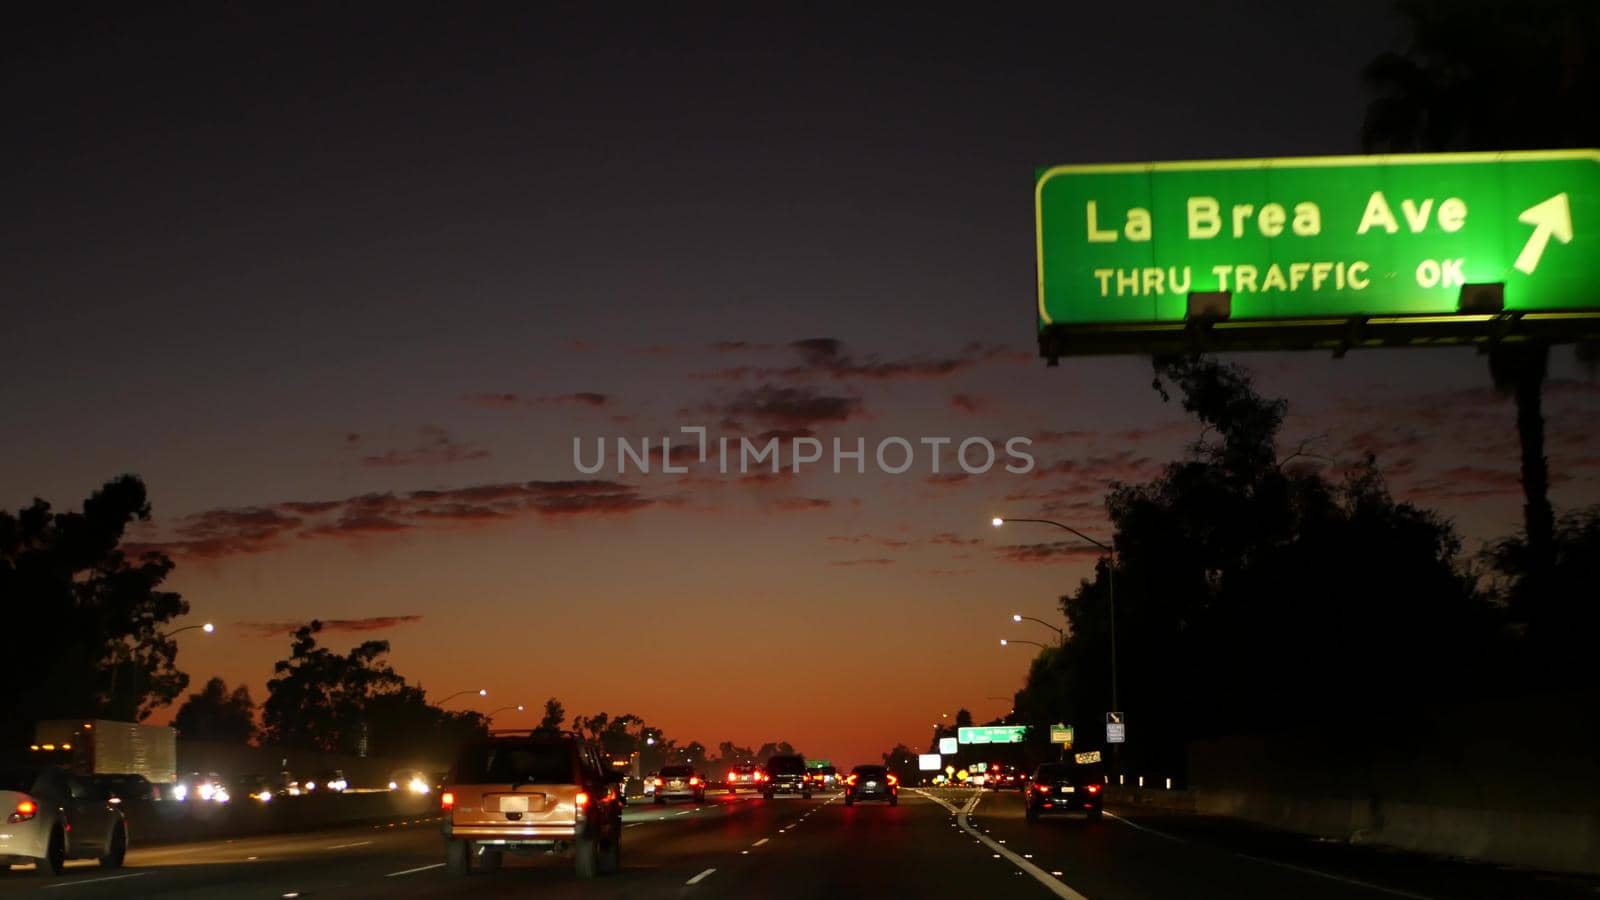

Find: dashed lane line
43;873;152;890
915;789;1090;900
386;862;446;877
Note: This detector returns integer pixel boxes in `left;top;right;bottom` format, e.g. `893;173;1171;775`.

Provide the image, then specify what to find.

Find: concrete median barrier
122;789;439;846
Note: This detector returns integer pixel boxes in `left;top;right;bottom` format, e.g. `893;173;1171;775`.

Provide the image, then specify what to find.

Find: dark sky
6;2;1597;765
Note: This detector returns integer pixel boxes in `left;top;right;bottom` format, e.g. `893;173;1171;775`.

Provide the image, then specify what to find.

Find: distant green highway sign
957;725;1027;745
1034;150;1600;357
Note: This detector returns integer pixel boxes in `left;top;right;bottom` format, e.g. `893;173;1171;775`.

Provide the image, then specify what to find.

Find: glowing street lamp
438;688;488;707
999;638;1047;650
1012;613;1063;641
992;515;1118;713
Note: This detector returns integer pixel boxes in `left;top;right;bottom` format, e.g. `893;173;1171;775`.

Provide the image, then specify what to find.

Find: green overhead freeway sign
1034;150;1600;357
957;725;1027;745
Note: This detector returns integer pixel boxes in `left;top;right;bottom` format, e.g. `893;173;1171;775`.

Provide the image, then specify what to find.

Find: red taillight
1086;784;1101;794
846;774;859;786
887;774;898;785
727;772;736;782
12;799;38;822
440;792;455;809
575;792;590;807
1035;785;1051;793
689;777;701;786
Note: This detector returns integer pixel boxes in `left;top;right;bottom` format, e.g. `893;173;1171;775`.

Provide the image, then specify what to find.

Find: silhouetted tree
0;475;191;742
261;621;407;753
1485;505;1600;684
1361;0;1600;604
173;677;256;744
364;685;486;761
755;741;796;762
537;697;565;733
678;741;707;767
882;744;920;785
1015;358;1498;773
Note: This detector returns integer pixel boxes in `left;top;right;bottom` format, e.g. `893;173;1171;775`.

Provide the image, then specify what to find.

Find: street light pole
994;515;1120;774
1011;614;1064;643
485;704;524;723
110;621;216;719
437;688;488;707
998;638;1048;650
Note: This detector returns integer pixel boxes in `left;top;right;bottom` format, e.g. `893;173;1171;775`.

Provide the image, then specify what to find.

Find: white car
1;766;127;874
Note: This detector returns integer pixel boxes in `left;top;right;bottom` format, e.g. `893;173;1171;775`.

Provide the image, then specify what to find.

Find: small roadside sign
938;736;958;755
918;753;941;772
1106;711;1125;744
1074;750;1102;764
1049;724;1074;746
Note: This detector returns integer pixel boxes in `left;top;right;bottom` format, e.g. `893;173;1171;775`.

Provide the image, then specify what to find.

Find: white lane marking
1104;814;1431;900
386;862;446;877
915;790;1089;900
753;838;770;847
43;872;152;889
1233;852;1433;900
327;840;373;849
686;868;717;885
625;823;643;828
1104;812;1184;843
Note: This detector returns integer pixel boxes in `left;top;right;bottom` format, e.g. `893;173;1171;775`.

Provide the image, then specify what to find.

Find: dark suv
441;731;626;877
761;753;810;799
843;764;897;806
1025;761;1104;821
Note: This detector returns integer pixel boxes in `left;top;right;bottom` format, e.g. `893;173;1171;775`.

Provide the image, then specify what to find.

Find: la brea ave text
1082;191;1468;297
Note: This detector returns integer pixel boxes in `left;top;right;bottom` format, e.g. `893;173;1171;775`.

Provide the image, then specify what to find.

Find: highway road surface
1;790;1595;898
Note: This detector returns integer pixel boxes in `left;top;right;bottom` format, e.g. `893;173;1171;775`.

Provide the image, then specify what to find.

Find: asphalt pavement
1;789;1595;898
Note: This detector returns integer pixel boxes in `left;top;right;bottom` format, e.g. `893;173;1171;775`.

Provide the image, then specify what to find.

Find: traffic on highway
5;0;1600;897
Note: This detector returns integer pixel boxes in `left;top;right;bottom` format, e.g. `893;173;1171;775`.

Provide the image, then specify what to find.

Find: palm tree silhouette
1360;0;1598;623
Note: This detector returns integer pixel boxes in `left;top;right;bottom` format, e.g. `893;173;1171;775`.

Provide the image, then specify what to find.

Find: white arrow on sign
1514;193;1573;275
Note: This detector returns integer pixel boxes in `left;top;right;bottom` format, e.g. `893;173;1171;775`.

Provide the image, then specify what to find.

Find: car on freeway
1025;761;1104;821
808;764;839;790
843;764;898;806
231;774;279;804
985;764;1023;790
171;770;228;803
307;769;348;793
389;768;433;794
440;730;624;878
641;769;658;798
650;765;706;804
91;773;157;803
761;753;810;799
0;765;128;874
724;764;762;793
